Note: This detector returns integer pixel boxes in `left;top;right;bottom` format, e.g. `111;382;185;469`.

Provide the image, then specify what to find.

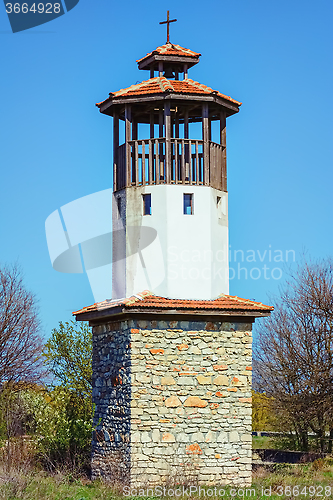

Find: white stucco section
112;185;229;300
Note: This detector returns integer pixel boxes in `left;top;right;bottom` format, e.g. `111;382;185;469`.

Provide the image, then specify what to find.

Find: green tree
22;386;93;473
252;390;277;432
41;321;93;473
43;320;92;399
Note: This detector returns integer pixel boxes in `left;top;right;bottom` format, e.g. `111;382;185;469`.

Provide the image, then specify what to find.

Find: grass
0;461;333;500
252;435;304;451
252;461;333;498
252;434;333;452
253;436;273;449
0;472;119;500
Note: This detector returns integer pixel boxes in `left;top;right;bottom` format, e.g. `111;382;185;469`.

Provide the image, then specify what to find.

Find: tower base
74;292;272;488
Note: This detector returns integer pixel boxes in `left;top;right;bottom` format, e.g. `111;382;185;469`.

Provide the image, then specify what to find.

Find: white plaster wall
112;185;229;300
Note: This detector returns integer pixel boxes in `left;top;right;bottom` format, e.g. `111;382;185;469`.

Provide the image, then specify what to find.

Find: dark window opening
117;197;122;219
183;193;193;215
217;196;221;219
143;194;152;215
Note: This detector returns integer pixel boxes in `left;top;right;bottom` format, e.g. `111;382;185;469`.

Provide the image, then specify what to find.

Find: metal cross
159;11;177;43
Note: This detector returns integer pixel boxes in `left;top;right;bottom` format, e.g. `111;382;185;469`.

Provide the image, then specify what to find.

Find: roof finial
159;10;177;44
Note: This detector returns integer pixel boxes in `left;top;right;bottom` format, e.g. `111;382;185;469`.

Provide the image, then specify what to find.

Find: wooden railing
114;138;226;192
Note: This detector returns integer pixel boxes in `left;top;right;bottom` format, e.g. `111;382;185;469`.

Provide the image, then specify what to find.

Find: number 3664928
5;3;61;13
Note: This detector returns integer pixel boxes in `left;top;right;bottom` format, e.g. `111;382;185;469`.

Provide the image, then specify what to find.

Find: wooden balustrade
115;138;226;192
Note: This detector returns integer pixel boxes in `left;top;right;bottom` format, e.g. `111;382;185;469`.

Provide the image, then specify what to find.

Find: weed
311;458;325;470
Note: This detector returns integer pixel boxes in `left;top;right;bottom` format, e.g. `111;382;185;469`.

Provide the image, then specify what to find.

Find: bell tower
74;15;273;488
97;18;241;300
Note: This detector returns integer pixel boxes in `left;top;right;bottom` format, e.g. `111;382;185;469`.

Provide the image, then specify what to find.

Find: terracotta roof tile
73;291;273;316
136;43;201;63
97;77;241;106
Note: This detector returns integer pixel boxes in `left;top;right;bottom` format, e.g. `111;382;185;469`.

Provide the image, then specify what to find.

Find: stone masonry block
91;317;254;486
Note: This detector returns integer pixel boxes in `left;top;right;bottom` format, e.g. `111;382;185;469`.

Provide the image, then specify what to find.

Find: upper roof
97;77;241;107
73;290;273;320
137;42;201;66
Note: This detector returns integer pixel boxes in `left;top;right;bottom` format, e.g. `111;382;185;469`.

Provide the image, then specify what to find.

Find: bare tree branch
254;257;333;451
0;264;45;387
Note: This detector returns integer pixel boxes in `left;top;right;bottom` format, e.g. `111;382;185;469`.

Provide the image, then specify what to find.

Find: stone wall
92;317;252;486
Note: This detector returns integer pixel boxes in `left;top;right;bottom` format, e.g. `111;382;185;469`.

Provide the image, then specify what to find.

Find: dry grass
251;459;333;499
0;442;332;500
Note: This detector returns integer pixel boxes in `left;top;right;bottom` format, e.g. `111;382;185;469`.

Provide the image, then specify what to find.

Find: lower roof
73;290;273;322
97;77;241;109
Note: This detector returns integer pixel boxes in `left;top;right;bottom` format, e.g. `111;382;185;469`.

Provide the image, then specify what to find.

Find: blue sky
0;0;332;339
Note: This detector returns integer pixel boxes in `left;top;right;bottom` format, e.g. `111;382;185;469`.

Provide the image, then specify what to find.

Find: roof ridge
189;79;213;93
170;43;193;54
114;77;159;97
157;76;173;92
224;294;268;307
198;82;214;93
185;79;210;94
157;77;166;92
184;79;241;104
139;290;155;298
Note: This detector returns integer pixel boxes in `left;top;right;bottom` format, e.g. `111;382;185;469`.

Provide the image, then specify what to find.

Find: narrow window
217;196;221;219
143;193;151;215
183;194;193;215
116;197;122;219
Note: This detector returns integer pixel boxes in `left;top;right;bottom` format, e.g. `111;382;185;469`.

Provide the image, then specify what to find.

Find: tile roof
73;290;273;316
136;43;201;63
97;77;241;106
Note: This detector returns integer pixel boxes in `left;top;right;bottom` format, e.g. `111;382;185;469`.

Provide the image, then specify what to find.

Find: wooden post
149;140;153;184
170;111;174;139
159;107;164;137
132;119;137;185
220;110;227;191
159;107;164;180
134;141;139;186
149;110;154;185
184;64;188;80
150;110;154;139
175;139;178;183
210;143;216;188
159;62;163;77
175;71;179;80
155;139;160;184
184;109;189;139
125;104;132;188
142;141;146;185
175;111;179;138
113;111;119;191
164;100;171;183
202;103;209;185
195;140;199;184
132;119;138;141
184;108;189;180
188;140;192;183
150;68;154;79
174;110;179;180
181;139;185;182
